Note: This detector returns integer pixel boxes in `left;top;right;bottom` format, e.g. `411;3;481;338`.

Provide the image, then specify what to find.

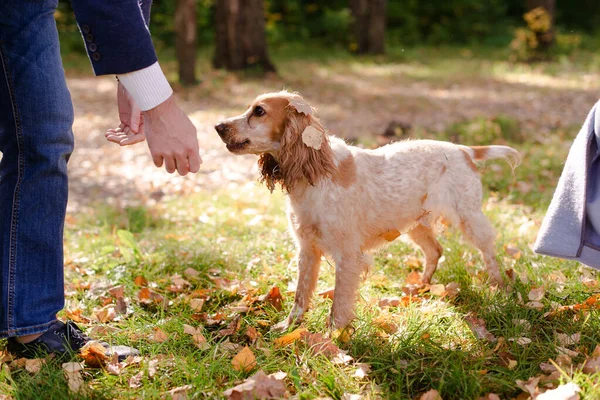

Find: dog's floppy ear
276;95;335;193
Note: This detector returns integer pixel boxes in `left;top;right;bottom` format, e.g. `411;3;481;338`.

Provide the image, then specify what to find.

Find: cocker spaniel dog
215;91;520;330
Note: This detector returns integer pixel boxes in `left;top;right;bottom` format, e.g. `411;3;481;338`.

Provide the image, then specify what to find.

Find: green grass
4;144;600;399
4;43;600;398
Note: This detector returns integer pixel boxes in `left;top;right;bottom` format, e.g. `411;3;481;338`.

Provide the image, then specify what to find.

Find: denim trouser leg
0;0;74;338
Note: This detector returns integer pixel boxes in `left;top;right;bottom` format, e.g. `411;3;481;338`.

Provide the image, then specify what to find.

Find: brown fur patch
420;193;428;204
461;150;479;173
470;146;489;161
332;155;357;188
258;103;336;193
259;97;289;141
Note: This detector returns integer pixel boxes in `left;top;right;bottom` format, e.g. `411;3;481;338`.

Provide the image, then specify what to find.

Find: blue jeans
0;0;74;338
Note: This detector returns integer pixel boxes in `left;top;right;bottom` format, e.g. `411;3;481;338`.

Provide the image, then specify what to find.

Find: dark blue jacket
71;0;157;75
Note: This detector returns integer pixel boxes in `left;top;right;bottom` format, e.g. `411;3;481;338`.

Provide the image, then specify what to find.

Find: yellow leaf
430;284;446;296
232;346;256;372
80;341;108;368
274;328;308;346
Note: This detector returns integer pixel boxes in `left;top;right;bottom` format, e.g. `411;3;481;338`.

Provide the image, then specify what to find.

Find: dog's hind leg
407;224;443;284
458;210;504;286
273;243;322;332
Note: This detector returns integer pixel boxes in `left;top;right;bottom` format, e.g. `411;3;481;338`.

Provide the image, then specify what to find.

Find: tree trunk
175;0;197;85
213;0;276;73
526;0;555;50
349;0;387;54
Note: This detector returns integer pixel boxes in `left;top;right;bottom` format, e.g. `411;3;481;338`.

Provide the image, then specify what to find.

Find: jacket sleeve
71;0;158;76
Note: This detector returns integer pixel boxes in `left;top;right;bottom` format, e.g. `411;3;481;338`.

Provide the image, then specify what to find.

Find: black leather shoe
6;320;139;361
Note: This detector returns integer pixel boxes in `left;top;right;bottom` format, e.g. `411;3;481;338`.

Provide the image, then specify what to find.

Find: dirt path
66;64;600;211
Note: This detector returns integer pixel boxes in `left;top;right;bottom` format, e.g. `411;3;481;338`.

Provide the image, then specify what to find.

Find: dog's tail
460;145;521;169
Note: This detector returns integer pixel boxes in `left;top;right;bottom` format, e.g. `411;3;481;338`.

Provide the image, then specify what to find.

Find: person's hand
105;81;146;146
143;95;201;175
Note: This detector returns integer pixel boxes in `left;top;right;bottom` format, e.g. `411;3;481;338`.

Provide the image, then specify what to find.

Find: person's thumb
130;104;141;133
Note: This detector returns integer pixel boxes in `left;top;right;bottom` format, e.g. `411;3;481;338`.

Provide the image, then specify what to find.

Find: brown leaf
318;288;335;300
274;328;307;346
94;306;116;323
65;308;92;324
556;333;580;346
167;384;193;400
232;346;257;372
183;324;209;350
223;370;287;399
300;331;343;360
189;298;204;312
264;286;283;311
516;376;540;396
138;287;165;306
246;326;260;344
430;284;446;296
353;363;371;379
583;357;600;374
108;285;125;299
133;275;148;287
405;271;421;285
25;358;45;374
150;327;169;343
528;287;545;301
129;370;144;388
378;297;401;307
465;316;497;342
62;362;85;393
183;267;200;279
80;341;108;368
420;389;442;400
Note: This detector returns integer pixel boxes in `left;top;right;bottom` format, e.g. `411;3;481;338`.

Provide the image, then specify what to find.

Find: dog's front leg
329;252;370;329
272;243;322;332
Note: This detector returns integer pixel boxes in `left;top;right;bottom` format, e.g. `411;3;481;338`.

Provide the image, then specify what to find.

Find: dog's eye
253;106;266;117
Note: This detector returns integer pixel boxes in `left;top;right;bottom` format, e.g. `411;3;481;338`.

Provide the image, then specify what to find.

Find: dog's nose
215;123;227;137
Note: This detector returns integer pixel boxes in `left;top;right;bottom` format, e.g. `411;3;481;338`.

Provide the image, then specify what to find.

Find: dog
215;91;520;330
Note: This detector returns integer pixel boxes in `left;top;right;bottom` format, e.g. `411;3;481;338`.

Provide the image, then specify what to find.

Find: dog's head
215;91;335;192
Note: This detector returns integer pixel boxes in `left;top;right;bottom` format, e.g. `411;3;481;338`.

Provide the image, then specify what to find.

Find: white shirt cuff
116;62;173;111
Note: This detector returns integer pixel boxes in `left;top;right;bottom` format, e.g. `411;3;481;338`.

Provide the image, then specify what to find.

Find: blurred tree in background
175;0;198;85
54;0;600;81
213;0;275;72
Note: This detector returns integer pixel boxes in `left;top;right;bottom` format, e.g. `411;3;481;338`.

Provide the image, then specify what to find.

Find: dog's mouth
226;139;251;152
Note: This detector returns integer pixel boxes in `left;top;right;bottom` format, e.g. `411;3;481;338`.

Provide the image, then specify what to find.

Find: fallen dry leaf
65;308;92;324
189;298;204;312
94;306;116;323
138;287;165;306
516;376;540;397
231;346;257;372
129;370;144;388
509;337;532;346
150;327;169;343
420;389;442;400
582;356;600;374
80;341;108;368
405;271;422;285
62;362;84;393
528;287;545;301
183;324;209;350
25;358;45;374
263;286;283;311
301;331;340;359
556;333;580;346
537;382;580;400
223;370;287;399
184;268;200;279
133;275;148;287
274;328;307;346
342;395;363;400
545;294;600;318
430;284;446;296
246;326;260;344
526;301;544;311
557;346;578;358
353;363;371;379
318;288;335;300
167;384;193;400
465;316;496;342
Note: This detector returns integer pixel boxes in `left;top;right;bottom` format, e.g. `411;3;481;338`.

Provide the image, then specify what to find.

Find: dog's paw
271;319;295;333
